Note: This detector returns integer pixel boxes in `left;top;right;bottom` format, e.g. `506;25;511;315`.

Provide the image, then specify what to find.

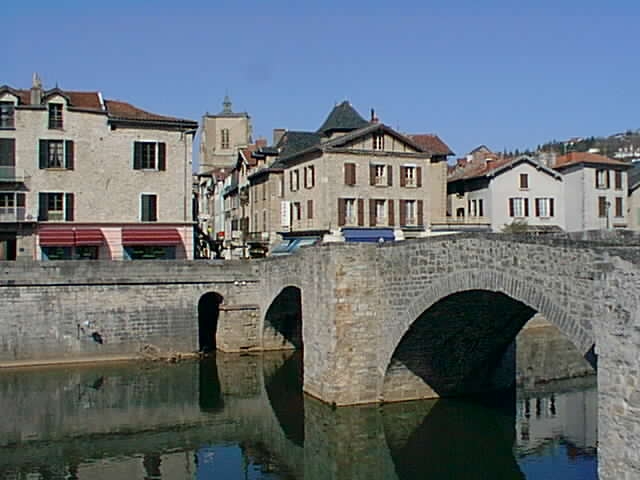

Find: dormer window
0;102;15;128
48;103;63;129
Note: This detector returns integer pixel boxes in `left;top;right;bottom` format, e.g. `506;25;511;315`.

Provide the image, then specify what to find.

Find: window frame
519;173;529;189
48;103;64;130
140;193;158;222
0;101;15;129
373;133;384;150
596;169;610;189
221;128;230;149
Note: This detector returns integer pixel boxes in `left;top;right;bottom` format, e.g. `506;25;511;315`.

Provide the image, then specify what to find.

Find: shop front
121;227;184;260
39;227;105;260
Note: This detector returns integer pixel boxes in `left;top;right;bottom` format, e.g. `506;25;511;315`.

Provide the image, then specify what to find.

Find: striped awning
121;227;182;246
39;228;104;247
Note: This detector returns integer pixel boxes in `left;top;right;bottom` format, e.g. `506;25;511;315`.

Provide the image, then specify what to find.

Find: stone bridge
1;232;639;478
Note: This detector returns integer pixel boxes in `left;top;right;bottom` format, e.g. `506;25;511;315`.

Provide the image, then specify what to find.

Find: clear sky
6;1;640;157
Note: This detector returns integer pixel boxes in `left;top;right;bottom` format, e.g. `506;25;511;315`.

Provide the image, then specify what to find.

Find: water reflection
0;353;596;480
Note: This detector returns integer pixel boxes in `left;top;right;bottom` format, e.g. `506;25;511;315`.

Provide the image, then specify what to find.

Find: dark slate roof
271;131;321;167
317;101;368;135
628;163;640;191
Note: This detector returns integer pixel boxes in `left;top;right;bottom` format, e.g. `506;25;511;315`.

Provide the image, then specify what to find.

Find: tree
501;219;529;234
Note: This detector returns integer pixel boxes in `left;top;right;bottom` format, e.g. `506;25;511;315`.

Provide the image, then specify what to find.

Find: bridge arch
263;285;303;351
198;292;223;353
377;269;596;402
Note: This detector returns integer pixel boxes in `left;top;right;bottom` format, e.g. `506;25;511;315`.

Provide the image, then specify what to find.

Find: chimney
272;128;285;146
255;138;267;148
370;108;379;123
30;72;43;105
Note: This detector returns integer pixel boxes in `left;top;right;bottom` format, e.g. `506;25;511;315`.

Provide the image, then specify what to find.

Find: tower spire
222;94;232;114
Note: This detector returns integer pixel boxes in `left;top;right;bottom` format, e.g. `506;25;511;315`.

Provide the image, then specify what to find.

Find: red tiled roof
407;134;454;156
11;88;102;110
554;152;630;169
104;99;195;124
448;156;514;182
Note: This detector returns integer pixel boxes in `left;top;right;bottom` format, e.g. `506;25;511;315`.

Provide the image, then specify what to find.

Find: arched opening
198;292;223;353
263;286;302;351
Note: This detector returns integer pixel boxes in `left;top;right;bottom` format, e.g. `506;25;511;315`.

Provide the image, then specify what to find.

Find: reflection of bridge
1;233;639;478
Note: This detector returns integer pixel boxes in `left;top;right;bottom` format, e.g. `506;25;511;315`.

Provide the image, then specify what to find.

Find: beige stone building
224;101;452;256
0;75;197;260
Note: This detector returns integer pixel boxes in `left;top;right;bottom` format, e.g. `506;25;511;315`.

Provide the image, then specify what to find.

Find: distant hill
537;130;640;161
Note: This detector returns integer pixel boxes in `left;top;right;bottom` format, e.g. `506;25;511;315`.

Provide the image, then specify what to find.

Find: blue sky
6;1;640;157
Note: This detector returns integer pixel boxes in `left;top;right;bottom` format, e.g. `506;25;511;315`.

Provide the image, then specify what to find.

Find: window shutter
524;198;529;217
370;165;376;186
606;171;610;189
311;166;315;187
38;193;48;221
65;193;74;221
16;192;25;207
400;167;406;187
338;199;346;226
369;199;376;226
417;200;424;226
345;163;356;185
509;198;514;217
595;171;598;188
550;198;554;217
399;200;407;226
388;199;395;226
387;165;393;186
304;168;308;188
65;140;74;170
535;199;540;217
157;142;166;171
39;140;48;169
150;195;158;221
357;199;364;226
289;171;293;190
133;142;142;170
307;199;313;219
416;167;422;188
0;139;15;166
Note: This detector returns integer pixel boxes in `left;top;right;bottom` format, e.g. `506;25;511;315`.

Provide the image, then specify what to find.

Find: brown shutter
307;199;313;219
157;142;166;170
417;200;424;226
338;199;346;226
16;192;25;207
0;139;15;166
345;163;356;185
606;170;610;189
65;140;74;170
416;166;422;187
304;167;308;188
550;198;555;217
399;200;407;225
509;198;514;217
524;198;529;217
369;199;376;226
357;199;364;226
370;165;376;186
615;171;622;189
149;195;158;221
595;171;598;188
400;167;406;187
388;199;395;226
387;165;393;186
65;193;74;221
311;166;315;187
133;142;142;169
535;198;540;217
38;193;48;221
39;140;48;169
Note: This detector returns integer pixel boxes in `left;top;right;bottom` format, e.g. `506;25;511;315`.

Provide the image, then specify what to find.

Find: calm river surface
0;351;596;480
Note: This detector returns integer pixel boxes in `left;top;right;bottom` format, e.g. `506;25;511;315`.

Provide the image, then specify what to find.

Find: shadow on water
383;394;525;480
264;350;305;447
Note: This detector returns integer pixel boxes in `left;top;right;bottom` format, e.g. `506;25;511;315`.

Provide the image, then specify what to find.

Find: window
509;198;529;217
304;165;315;188
0;138;16;177
615;197;623;217
535;198;554;217
307;199;313;219
141;194;158;222
279;175;285;197
375;199;386;223
290;170;300;191
370;164;392;186
375;165;386;185
344;163;356;185
470;199;484;217
614;171;622;190
48;103;63;129
401;166;419;187
596;169;610;189
221;128;230;149
0;102;14;128
339;198;356;225
39;139;74;169
598;196;608;218
405;200;416;225
0;192;24;220
373;133;384;150
292;202;301;221
519;173;529;189
133;141;166;170
38;192;73;221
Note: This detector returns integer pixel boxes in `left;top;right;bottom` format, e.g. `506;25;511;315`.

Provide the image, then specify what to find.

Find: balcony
0;167;26;183
0;207;29;223
431;216;492;232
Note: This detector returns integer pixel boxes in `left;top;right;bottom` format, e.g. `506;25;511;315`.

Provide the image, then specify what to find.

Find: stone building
0;75;197;260
220;101;453;256
628;163;640;231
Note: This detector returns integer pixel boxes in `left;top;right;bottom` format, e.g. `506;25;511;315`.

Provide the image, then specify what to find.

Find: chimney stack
272;128;285;146
370;108;379;123
30;72;43;105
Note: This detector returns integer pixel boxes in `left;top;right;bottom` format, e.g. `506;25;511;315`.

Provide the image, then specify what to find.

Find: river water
0;348;596;480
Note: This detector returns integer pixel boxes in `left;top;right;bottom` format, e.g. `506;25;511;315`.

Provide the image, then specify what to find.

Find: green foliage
501;219;529;234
